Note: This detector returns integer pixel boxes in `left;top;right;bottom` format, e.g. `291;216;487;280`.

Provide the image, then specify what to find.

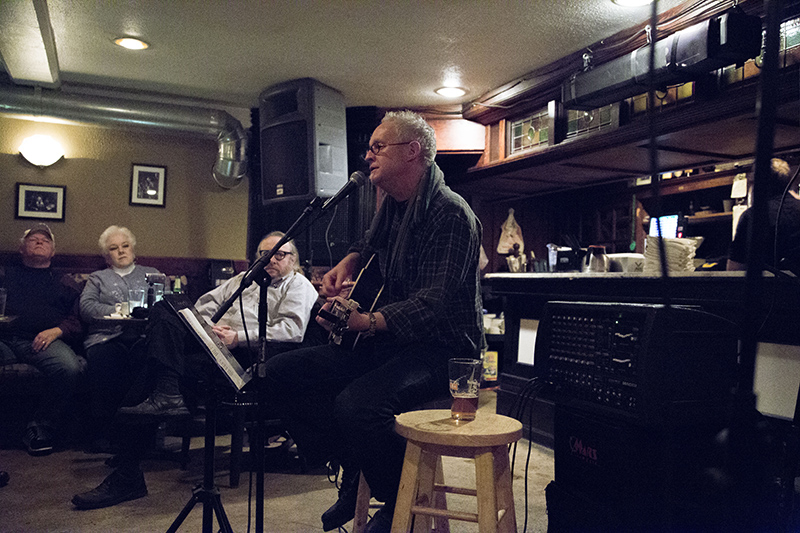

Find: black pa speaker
259;78;348;204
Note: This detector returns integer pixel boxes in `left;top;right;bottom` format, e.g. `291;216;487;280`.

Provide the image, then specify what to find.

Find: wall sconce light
19;135;65;167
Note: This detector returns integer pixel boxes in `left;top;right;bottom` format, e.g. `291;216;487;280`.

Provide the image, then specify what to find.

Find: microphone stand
723;1;781;530
212;195;328;533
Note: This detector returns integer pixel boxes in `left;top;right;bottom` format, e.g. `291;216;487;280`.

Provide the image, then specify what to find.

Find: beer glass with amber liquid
448;358;481;421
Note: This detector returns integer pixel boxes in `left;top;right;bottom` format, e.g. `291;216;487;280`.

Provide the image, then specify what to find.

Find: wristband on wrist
367;312;377;336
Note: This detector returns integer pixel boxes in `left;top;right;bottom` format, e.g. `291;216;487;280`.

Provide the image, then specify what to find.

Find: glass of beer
448;358;482;421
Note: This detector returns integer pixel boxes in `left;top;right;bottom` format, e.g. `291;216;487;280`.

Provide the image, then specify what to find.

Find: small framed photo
16;183;66;221
130;164;167;207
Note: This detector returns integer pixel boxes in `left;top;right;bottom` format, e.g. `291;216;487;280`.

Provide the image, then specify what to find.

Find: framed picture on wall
130;164;167;207
15;183;66;221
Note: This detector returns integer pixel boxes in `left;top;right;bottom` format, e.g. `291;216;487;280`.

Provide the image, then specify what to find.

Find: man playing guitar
263;110;485;533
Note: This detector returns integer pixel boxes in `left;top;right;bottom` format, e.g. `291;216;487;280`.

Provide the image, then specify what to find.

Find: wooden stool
353;462;449;533
353;395;454;533
391;409;522;533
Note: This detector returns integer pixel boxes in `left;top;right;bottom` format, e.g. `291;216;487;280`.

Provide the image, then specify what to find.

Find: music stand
211;196;328;533
164;297;252;533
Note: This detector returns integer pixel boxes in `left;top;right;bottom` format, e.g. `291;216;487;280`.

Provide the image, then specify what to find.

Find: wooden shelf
636;172;738;199
685;212;733;225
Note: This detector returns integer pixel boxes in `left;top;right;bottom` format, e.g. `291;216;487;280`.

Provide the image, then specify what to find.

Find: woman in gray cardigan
80;225;161;450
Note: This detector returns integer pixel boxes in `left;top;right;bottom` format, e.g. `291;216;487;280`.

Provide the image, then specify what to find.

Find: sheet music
177;307;251;390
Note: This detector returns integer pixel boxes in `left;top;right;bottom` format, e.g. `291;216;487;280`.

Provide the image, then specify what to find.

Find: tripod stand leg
212;490;234;533
166;491;201;533
167;365;235;533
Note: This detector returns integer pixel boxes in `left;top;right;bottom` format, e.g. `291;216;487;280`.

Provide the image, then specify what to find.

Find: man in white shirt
197;233;319;353
72;231;319;510
117;231;318;418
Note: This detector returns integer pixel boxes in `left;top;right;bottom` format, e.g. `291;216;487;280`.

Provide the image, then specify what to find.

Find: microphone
321;171;368;211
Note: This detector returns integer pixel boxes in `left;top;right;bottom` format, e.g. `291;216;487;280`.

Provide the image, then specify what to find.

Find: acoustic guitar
317;253;384;350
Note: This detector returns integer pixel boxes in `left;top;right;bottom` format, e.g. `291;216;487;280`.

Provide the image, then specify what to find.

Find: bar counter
483;270;800;446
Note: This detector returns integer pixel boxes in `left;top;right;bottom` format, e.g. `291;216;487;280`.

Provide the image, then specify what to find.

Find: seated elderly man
72;230;319;510
0;224;84;456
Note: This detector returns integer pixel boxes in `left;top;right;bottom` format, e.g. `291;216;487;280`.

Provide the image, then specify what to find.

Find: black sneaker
23;425;53;456
321;466;360;531
72;468;147;510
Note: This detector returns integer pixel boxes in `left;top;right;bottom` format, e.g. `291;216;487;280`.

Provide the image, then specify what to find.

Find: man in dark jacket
0;224;84;455
264;111;484;533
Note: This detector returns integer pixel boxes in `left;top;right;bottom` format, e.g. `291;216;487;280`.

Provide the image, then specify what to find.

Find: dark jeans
0;337;84;431
112;302;210;461
113;301;261;462
85;331;145;437
263;339;452;504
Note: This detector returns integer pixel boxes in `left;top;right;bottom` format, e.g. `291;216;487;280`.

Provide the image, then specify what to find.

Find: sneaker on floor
72;468;147;510
23;425;53;456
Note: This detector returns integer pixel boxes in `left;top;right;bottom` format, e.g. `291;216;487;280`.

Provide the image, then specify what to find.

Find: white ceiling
0;0;690;113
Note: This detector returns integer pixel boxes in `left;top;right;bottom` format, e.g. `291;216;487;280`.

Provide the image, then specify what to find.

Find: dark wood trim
558;161;644;174
465;64;799;183
636;173;738;199
645;144;741;160
461;0;777;125
0;251;249;303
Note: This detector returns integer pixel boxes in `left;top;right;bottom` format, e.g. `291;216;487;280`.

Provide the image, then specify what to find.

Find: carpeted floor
0;393;555;533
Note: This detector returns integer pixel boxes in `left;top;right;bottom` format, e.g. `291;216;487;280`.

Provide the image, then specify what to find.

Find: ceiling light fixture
114;37;149;50
611;0;653;6
435;87;467;98
19;134;65;167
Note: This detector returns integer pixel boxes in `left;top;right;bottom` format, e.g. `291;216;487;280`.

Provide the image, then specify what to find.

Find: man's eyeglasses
365;141;410;157
257;249;294;261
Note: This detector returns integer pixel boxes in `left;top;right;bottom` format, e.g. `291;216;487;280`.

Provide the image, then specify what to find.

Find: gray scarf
366;162;445;281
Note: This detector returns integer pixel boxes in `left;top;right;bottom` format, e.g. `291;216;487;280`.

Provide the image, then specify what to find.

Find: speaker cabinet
551;404;726;532
259;78;348;204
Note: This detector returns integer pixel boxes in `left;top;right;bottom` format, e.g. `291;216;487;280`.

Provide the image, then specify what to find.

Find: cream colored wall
0;115;249;260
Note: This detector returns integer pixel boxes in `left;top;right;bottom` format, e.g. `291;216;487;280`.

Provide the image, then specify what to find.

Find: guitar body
323;253;384;350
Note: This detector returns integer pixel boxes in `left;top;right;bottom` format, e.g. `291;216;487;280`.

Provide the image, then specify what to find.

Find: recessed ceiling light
612;0;653;6
114;37;149;50
435;87;466;98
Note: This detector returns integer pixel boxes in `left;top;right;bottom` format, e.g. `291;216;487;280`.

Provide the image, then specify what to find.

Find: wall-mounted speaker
259;78;348;204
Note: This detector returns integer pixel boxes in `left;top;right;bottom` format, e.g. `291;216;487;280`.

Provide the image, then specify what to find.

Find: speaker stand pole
167;366;233;533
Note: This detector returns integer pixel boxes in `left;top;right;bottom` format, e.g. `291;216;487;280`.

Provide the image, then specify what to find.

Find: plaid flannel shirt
352;185;484;357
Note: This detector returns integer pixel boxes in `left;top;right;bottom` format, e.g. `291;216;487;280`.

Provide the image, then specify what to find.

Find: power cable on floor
508;376;544;533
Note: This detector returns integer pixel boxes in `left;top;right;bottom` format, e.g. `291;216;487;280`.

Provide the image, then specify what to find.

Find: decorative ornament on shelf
497;208;524;255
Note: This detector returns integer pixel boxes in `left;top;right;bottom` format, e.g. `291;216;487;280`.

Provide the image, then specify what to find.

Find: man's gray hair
382;110;437;167
98;225;136;254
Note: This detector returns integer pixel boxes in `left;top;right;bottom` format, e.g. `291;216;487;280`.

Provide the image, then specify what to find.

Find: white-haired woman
79;225;161;451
